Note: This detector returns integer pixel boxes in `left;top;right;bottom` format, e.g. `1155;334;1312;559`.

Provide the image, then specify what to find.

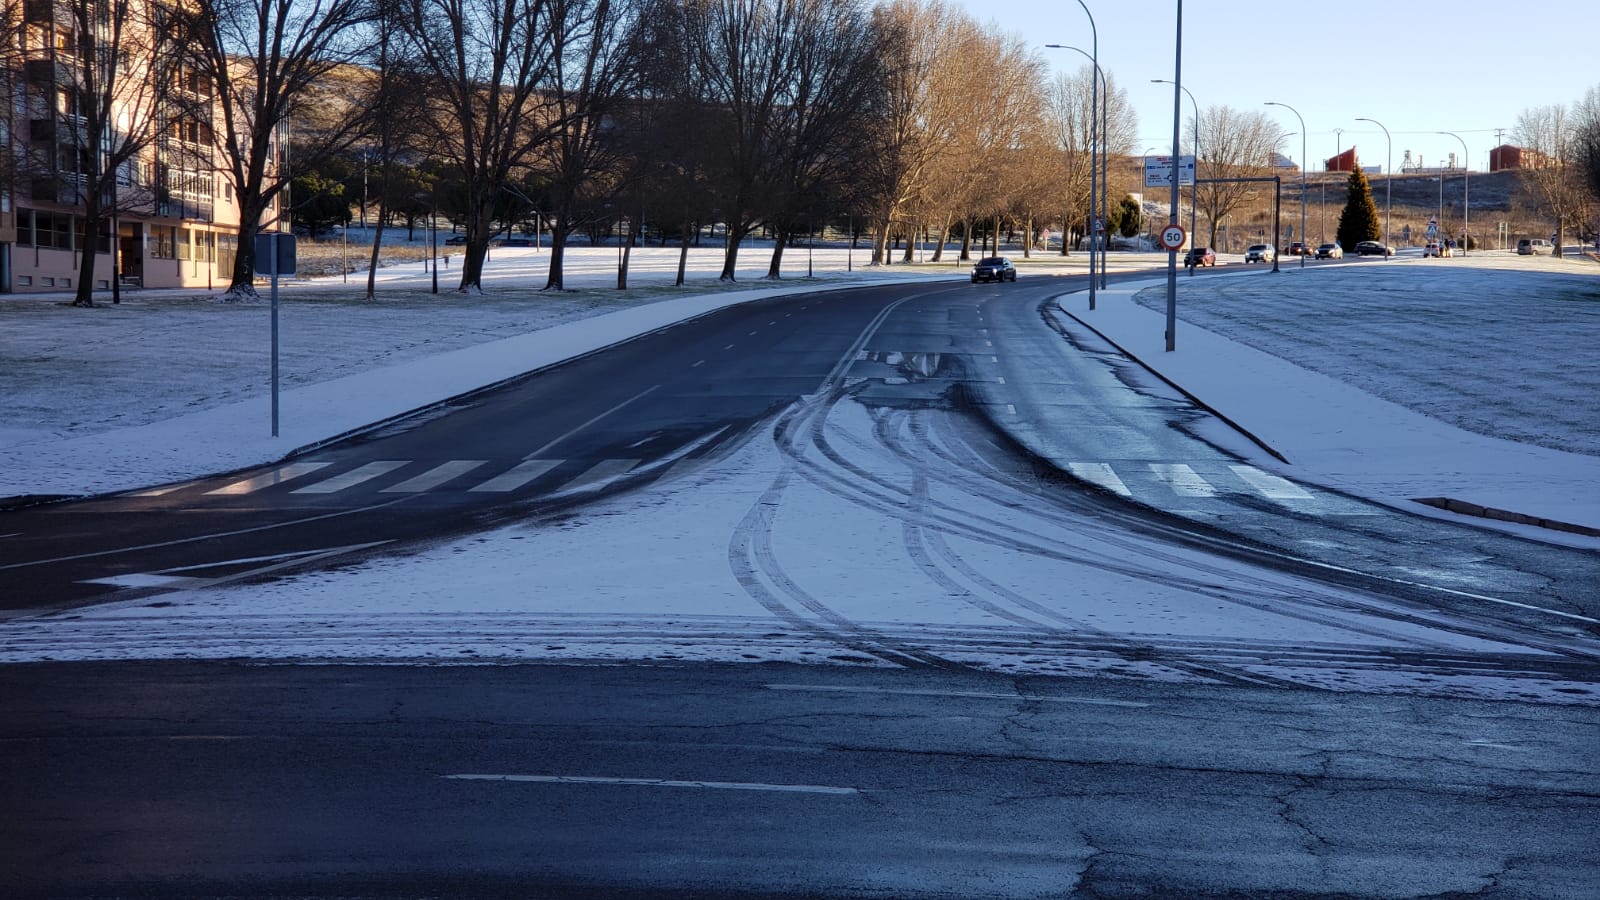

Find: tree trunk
676;226;690;286
545;220;570;290
767;228;788;278
72;205;103;308
719;223;750;281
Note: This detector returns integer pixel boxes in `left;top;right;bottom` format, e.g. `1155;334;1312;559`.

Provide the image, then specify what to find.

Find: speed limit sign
1159;224;1187;252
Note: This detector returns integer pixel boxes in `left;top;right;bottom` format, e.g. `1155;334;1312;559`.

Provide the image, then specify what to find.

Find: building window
176;227;191;260
153;225;176;259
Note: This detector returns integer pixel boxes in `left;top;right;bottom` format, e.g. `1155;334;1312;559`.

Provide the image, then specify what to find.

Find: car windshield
978;258;1003;265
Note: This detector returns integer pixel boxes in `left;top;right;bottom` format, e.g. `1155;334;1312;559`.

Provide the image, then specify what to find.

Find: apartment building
2;0;274;295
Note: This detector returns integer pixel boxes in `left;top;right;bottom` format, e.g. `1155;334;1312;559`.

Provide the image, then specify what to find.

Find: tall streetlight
1438;131;1470;256
1265;101;1306;268
1046;34;1100;308
1163;0;1184;352
1152;79;1197;275
1355;117;1392;257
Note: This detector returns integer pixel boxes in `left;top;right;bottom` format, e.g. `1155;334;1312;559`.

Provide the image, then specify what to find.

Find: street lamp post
1355;117;1392;257
1153;79;1198;276
1265;101;1306;268
1046;27;1099;308
1163;0;1184;352
1438;131;1470;256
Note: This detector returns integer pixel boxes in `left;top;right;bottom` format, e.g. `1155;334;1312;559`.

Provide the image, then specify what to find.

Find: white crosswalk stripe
1229;465;1314;500
291;461;409;494
206;462;333;495
555;459;641;495
381;460;487;493
468;458;563;493
1067;462;1132;497
1149;463;1216;497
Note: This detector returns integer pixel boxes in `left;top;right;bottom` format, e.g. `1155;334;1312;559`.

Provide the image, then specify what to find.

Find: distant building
1325;148;1357;173
1489;145;1552;172
1270;152;1299;172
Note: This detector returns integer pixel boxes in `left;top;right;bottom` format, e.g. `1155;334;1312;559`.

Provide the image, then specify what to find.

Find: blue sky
956;0;1596;173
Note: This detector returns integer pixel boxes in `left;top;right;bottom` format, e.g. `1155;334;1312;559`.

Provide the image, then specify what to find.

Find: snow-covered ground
2;246;1597;702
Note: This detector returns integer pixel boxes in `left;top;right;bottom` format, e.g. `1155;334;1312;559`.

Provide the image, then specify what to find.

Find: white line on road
1068;462;1132;497
380;460;486;493
443;774;859;795
766;684;1149;708
691;359;705;368
1230;465;1314;500
1150;463;1217;497
525;384;661;460
469;458;562;493
291;461;408;494
206;462;333;495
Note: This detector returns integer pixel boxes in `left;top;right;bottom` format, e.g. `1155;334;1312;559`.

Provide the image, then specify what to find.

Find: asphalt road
3;661;1596;898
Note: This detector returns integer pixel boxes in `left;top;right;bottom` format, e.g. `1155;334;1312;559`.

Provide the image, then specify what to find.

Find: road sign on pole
1159;224;1188;252
1144;155;1195;188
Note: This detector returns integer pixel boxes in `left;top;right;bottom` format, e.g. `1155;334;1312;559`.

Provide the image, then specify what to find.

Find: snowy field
2;246;1597;701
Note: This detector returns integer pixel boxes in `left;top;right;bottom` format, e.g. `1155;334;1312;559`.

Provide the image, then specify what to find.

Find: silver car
1245;244;1275;263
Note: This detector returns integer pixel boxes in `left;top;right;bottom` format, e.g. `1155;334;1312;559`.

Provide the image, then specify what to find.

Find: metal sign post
253;233;297;437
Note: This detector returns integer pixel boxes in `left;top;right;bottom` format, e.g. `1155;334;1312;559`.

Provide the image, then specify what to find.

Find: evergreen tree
1117;195;1142;238
1335;165;1382;249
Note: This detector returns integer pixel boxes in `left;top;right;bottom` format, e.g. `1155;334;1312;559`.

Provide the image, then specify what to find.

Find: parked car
1183;247;1216;268
970;256;1017;283
1354;241;1394;257
1516;238;1552;255
1423;241;1453;258
1286;241;1312;256
1244;244;1275;263
444;235;468;245
1315;242;1343;259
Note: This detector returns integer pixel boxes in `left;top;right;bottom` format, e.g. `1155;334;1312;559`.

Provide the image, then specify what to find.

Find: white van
1517;238;1552;255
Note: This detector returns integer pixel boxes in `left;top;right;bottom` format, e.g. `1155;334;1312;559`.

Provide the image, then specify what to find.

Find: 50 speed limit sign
1159;224;1188;252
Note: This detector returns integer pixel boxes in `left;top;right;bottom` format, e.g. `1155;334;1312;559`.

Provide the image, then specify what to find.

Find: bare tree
1193;105;1281;248
176;0;375;299
27;0;178;307
393;0;557;293
535;0;643;290
1576;86;1600;242
856;0;969;266
758;0;882;278
0;0;23;211
1515;103;1589;255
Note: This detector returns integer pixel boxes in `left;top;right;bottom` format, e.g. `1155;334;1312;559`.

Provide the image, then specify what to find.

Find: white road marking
380;460;486;493
691;359;705;368
206;462;333;495
526;384;661;459
82;573;203;588
469;458;562;492
443;774;859;795
996;376;1006;384
766;684;1149;709
1006;404;1016;415
555;459;641;494
723;344;735;350
129;484;191;497
1150;463;1217;497
291;461;408;494
1068;462;1132;497
1230;465;1314;500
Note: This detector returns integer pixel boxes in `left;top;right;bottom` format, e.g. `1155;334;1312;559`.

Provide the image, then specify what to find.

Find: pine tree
1335;165;1382;250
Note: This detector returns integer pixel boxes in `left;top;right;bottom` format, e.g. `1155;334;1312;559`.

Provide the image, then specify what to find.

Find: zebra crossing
134;453;1354;514
1063;460;1371;513
131;455;671;502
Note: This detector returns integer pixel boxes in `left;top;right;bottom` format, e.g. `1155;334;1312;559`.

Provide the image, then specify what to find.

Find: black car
1355;241;1393;257
971;256;1017;283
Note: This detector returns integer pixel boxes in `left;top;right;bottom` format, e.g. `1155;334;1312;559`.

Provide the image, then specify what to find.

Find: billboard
1144;155;1196;188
